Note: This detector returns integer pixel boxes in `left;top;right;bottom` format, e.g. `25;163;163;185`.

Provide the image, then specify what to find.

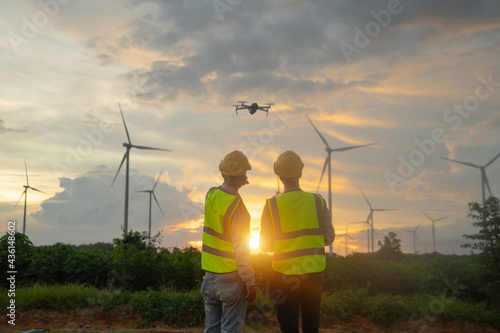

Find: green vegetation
1;198;500;327
462;196;500;306
1;284;499;327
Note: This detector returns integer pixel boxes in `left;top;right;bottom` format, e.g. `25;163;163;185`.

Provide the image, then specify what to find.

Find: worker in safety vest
201;150;256;333
260;150;335;333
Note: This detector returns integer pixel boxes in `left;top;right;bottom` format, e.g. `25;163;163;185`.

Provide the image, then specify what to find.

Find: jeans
270;271;323;333
201;271;247;333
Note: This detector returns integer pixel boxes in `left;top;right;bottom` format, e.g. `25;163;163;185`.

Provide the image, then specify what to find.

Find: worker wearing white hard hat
201;150;256;333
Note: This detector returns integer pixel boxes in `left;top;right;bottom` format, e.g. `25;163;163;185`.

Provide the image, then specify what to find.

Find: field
1;226;500;332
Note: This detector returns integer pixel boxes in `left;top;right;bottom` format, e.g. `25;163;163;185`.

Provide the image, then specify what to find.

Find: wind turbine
274;176;281;197
16;159;49;235
421;211;450;253
353;220;370;253
344;222;354;257
403;223;421;254
442;153;500;223
360;188;397;253
136;168;165;247
112;103;172;236
306;114;377;255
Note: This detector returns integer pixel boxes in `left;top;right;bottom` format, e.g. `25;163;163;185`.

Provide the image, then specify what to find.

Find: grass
1;284;499;327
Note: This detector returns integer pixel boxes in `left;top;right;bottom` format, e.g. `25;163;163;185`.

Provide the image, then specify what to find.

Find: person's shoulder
205;186;221;200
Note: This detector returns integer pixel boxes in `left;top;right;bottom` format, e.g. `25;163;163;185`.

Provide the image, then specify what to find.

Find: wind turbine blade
359;188;373;210
153;193;165;217
305;114;331;149
374;208;398;212
366;211;373;226
414;223;421;232
118;103;132;145
485;152;500;168
24;158;29;186
316;156;329;193
346;235;353;240
434;215;450;222
415;232;421;243
112;151;127;187
442;157;479;169
420;211;434;221
373;229;380;237
28;187;49;195
136;190;150;193
132;145;172;151
483;170;493;197
153;168;164;191
15;190;26;206
330;143;378;152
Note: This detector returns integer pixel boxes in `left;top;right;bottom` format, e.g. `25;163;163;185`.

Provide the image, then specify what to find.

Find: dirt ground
2;308;499;333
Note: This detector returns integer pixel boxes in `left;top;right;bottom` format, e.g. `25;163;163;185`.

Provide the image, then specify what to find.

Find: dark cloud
112;0;500;103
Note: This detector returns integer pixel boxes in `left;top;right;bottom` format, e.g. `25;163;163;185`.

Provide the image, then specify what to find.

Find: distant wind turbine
274;176;281;197
404;223;421;254
421;211;450;253
136;168;165;247
344;222;354;257
306;114;377;255
442;153;500;223
112;103;172;236
16;159;49;235
353;220;370;253
360;188;397;253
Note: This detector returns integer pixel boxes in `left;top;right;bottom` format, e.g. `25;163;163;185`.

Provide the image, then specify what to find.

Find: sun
249;235;260;249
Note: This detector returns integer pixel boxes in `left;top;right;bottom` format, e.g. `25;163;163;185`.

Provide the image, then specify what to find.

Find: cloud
32;166;203;246
0;119;28;134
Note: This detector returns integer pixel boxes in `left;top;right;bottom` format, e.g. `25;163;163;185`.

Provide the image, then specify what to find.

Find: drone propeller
237;101;247;104
266;102;275;106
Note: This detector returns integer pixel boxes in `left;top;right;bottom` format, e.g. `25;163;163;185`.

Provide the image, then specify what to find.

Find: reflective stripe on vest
268;191;326;275
202;188;240;273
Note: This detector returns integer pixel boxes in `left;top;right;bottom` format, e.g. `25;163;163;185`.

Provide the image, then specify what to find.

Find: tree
462;196;500;305
113;229;163;250
376;231;402;261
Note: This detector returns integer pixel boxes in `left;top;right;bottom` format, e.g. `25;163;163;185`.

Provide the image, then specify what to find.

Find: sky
1;0;500;255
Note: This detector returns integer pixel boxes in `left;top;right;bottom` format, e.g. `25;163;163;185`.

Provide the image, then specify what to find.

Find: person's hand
245;284;257;302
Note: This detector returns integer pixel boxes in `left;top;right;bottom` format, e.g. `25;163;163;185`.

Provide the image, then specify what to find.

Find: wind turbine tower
274;176;281;197
353;220;370;253
404;223;421;254
306;114;377;255
112;103;172;236
344;222;354;257
16;159;49;235
443;152;500;223
137;168;165;246
360;188;397;253
421;211;450;253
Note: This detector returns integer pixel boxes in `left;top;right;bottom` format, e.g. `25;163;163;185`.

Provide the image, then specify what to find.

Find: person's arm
231;202;256;302
320;196;335;246
231;202;255;284
259;201;274;252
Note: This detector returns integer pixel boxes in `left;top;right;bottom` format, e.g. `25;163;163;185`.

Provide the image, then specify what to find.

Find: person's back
201;151;256;333
260;151;335;333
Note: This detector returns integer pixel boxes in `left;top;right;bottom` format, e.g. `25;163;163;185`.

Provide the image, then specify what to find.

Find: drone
233;101;274;117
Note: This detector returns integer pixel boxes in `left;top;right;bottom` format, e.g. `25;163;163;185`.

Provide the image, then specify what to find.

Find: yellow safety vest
202;188;243;273
267;191;326;275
